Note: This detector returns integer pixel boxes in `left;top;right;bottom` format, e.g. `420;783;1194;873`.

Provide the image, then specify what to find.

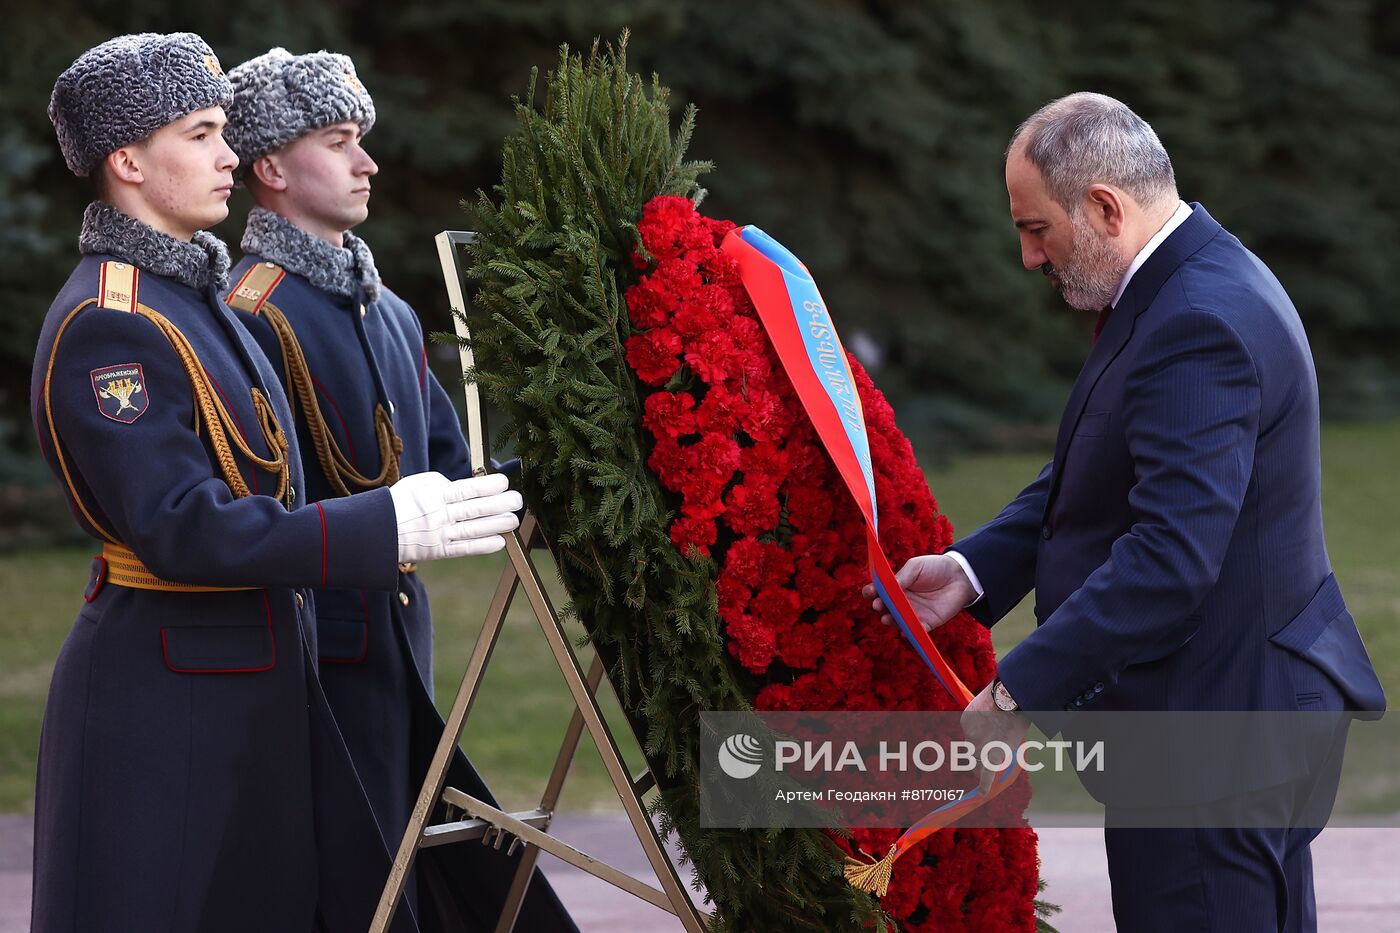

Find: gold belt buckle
398;562;417;574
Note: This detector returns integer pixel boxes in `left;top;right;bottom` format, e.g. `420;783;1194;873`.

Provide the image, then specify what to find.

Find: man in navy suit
870;92;1386;931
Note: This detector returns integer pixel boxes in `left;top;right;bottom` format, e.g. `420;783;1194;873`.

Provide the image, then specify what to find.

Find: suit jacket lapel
1045;203;1224;512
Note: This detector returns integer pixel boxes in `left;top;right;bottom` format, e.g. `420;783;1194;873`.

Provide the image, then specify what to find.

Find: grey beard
1057;211;1128;312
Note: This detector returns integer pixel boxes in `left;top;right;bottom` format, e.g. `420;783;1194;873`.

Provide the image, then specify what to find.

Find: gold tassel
842;844;898;896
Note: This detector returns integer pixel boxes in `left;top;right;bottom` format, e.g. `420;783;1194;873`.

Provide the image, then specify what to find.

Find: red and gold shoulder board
98;261;139;313
226;261;286;315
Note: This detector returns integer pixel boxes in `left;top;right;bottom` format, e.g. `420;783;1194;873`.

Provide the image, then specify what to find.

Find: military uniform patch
91;363;148;423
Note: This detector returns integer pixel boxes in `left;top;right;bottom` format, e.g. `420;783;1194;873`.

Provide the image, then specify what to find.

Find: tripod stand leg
504;533;707;932
492;654;607;932
371;515;535;933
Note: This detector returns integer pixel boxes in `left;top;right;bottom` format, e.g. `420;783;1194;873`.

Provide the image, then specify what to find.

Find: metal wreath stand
370;232;709;933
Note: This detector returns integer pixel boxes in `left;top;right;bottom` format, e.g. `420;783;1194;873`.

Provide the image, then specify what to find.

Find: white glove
389;471;523;562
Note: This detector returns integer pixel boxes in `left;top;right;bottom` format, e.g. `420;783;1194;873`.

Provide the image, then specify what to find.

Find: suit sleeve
996;310;1261;724
950;459;1053;627
50;307;398;590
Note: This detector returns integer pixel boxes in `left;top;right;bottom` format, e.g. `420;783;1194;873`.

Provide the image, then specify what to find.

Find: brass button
264;261;276;269
388;401;395;414
289;487;296;502
295;592;304;609
359;304;367;318
399;592;410;606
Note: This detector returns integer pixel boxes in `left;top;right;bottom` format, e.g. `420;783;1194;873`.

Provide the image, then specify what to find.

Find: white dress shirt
1109;200;1192;310
948;200;1192;605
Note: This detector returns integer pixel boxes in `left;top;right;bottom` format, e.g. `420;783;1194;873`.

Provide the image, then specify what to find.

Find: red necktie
1092;303;1113;344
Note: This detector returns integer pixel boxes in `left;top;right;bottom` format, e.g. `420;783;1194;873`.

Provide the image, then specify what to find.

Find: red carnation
683;329;744;384
642;391;698;439
637;195;712;263
625;327;683;386
694;384;745;436
624;276;672;329
723;475;782;537
727;612;778;672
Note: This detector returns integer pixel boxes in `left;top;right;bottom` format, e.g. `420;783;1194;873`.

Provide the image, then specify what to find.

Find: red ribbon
722;225;1021;878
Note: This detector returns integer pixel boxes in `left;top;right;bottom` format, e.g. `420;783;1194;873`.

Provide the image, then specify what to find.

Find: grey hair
1008;92;1177;211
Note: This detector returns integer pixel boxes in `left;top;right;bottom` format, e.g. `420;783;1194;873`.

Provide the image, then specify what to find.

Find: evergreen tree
6;0;1399;528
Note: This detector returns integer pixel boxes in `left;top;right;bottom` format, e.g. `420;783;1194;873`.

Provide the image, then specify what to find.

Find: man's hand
862;554;978;633
390;471;523;562
961;679;1030;796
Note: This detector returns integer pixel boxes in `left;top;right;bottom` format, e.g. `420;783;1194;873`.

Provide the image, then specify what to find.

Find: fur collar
79;201;231;291
240;207;381;301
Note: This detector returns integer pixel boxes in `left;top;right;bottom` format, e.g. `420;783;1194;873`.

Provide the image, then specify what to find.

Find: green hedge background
5;1;1400;521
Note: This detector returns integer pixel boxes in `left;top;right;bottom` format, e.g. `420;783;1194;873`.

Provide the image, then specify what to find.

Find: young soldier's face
276;122;378;236
128;106;239;238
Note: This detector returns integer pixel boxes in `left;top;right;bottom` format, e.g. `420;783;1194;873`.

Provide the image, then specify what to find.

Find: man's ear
251;154;288;192
1085;184;1127;238
105;147;144;186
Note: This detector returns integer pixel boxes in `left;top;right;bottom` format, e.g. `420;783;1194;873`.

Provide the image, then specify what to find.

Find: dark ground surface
3;813;1397;931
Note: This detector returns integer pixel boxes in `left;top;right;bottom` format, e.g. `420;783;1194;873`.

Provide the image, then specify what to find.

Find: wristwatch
991;677;1019;712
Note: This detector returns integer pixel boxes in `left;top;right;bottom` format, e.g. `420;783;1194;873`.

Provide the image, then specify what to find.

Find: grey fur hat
49;32;233;177
224;48;375;175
